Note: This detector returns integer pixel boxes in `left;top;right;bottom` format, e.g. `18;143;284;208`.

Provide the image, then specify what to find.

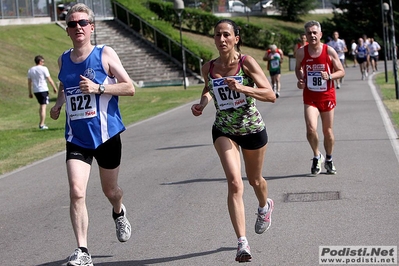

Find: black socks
112;208;124;220
79;247;89;254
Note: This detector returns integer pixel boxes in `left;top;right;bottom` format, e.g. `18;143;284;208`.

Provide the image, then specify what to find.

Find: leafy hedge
148;0;296;52
113;0;296;66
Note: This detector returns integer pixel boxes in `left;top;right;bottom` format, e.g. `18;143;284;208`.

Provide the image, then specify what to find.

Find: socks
258;202;269;214
314;154;333;161
79;247;89;254
238;236;248;243
112;207;124;220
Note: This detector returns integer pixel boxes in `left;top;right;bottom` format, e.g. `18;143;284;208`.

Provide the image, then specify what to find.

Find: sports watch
98;84;105;94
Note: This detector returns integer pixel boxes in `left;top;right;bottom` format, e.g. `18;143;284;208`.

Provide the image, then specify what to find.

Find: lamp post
381;1;389;82
245;0;249;23
174;0;187;90
387;0;399;99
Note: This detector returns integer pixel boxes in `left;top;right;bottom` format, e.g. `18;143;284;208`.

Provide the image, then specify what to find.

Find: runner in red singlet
293;33;308;57
295;20;345;176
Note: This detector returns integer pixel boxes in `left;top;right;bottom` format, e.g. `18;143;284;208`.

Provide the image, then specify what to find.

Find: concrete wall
0;17;51;26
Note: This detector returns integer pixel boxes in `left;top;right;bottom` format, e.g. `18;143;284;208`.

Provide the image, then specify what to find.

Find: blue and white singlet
58;45;125;149
356;45;368;59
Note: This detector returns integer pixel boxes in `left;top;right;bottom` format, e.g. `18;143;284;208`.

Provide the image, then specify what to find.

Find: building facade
0;0;113;20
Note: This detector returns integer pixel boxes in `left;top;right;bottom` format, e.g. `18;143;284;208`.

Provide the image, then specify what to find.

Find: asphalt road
1;63;398;266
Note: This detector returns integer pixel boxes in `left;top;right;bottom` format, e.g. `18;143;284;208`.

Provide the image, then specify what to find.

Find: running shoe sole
236;252;252;263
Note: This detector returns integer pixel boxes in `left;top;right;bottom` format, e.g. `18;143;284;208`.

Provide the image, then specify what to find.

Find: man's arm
293;44;299;57
28;78;33;98
327;46;345;80
262;51;270;61
101;46;135;96
46;76;58;93
295;47;305;89
76;46;135;96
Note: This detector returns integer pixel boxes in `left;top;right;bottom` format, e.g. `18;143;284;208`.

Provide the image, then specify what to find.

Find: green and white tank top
208;55;265;136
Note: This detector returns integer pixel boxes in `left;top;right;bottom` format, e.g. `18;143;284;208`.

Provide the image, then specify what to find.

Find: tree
321;0;399;53
274;0;317;22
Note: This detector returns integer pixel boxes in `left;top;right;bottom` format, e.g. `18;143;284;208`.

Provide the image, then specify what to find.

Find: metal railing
0;0;50;19
111;1;203;81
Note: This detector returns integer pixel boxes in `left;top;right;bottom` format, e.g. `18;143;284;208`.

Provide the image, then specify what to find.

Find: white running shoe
325;160;337;175
67;248;93;266
311;154;325;175
114;204;131;242
235;240;252;262
255;198;274;234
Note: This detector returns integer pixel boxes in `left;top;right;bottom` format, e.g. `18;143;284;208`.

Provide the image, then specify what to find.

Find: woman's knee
227;178;244;194
248;176;266;188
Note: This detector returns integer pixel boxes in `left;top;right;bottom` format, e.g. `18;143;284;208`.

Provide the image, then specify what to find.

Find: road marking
369;73;399;163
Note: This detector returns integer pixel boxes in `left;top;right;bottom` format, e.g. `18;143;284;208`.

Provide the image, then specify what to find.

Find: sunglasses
67;19;91;28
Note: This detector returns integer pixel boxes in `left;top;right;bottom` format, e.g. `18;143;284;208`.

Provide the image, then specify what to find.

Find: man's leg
304;104;320;156
320;108;336;174
100;166;123;213
67;159;91;248
276;74;281;92
270;74;276;93
320;108;335;156
39;104;47;127
100;166;132;242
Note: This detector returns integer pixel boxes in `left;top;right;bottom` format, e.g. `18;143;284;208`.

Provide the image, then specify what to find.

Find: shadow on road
37;247;235;265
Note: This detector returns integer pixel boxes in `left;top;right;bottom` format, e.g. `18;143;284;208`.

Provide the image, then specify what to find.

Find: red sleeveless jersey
301;44;335;102
297;42;308;49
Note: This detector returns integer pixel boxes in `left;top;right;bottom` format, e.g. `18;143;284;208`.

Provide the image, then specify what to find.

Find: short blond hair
304;20;321;32
65;3;95;23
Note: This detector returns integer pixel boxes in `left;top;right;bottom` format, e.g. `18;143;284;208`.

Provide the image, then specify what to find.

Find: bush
113;0;296;69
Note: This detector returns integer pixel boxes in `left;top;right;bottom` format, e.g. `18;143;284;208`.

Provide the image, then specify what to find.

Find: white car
252;0;273;12
228;1;251;13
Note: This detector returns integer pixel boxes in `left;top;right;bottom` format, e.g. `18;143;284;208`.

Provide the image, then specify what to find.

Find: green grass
0;24;68;174
375;71;399;129
0;81;203;174
0;23;204;174
248;13;333;35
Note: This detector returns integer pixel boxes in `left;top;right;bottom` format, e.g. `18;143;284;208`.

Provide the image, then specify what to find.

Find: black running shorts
66;134;122;169
212;126;268;150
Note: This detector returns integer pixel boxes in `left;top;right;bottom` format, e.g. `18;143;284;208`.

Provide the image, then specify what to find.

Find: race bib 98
307;71;327;92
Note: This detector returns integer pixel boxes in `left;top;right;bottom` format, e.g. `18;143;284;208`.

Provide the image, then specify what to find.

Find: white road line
369;73;399;163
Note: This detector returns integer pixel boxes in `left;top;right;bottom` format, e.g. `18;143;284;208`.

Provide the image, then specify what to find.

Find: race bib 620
212;76;247;110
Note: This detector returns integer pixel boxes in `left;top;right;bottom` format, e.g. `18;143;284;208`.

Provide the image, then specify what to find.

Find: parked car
228;1;251;13
187;1;203;8
251;0;273;12
57;2;76;20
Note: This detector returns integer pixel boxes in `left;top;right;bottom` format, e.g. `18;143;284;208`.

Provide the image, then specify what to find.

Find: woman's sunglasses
67;19;91;28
